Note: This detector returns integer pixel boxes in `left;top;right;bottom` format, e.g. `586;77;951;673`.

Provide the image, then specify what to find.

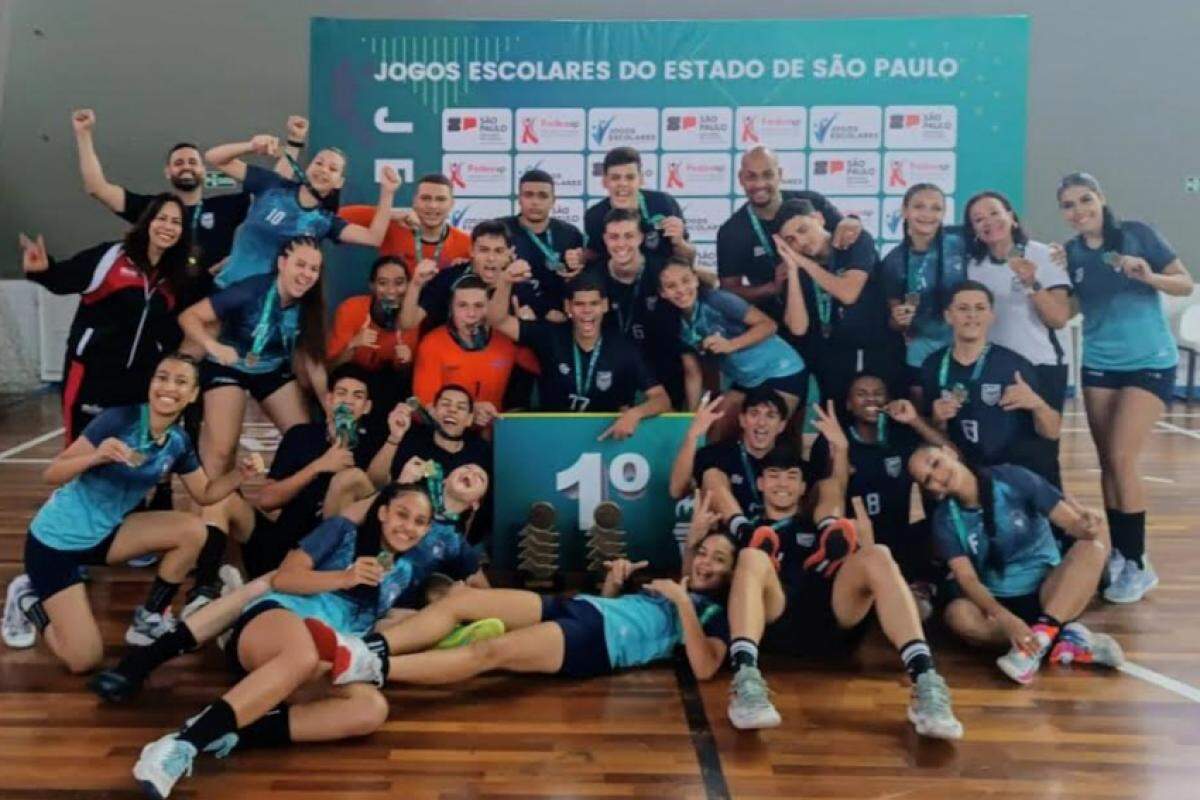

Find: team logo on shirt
645;296;657;310
961;419;979;443
200;212;214;230
558;363;570;375
885;456;902;478
596;371;613;391
796;533;816;547
730;474;744;485
981;383;1002;406
1075;268;1085;283
1009;510;1028;535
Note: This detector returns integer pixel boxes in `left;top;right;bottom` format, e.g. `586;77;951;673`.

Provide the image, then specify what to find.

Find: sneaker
907;671;964;740
302;618;383;687
727;667;782;730
132;733;196;799
126;607;177;647
2;574;37;649
217;564;244;597
1105;550;1126;589
1103;558;1159;604
89;668;142;704
436;618;505;650
180;585;220;621
126;554;160;568
1050;622;1125;668
996;630;1051;685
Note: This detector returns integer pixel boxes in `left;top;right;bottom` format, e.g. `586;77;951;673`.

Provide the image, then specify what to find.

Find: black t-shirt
584;190;686;267
693;441;764;518
517;319;658;412
387;423;492;482
808;425;921;538
269;420;381;542
419;264;544;330
760;514;820;586
586;261;680;368
799;231;895;351
919;344;1050;470
121;191;251;298
501;215;585;312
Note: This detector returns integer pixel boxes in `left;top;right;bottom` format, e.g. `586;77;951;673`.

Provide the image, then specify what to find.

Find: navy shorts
1082;366;1175;405
24;528;117;602
736;369;809;403
201;360;296;402
941;579;1043;625
761;573;870;658
224;599;285;675
540;596;612;678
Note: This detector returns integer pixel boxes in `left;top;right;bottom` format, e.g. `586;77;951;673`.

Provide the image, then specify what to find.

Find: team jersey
339;208;472;277
715;190;845;316
121;190;250;285
880;228;969;368
967;240;1070;367
216;166;347;288
931;464;1062;597
412;326;540;410
671;289;804;389
693;441;765;518
799;231;893;350
584;190;687;267
501;215;585;310
1065;220;1179;371
517;319;659;412
756;514;822;587
209;273;301;374
808;423;922;538
30;405;200;551
386;424;492;485
919;343;1049;469
326;294;420;372
577;590;729;670
418;263;546;331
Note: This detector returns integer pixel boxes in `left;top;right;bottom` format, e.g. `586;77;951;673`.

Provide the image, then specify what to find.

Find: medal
244;353;259;367
332;403;358;448
951;384;969;405
376;550;395;570
1102;251;1123;271
521;223;561;270
938;344;990;405
904;291;921;310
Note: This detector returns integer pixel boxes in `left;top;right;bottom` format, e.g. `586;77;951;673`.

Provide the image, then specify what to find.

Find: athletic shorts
940;578;1043;625
225;599;285;675
540;595;612;678
24;528;118;602
201;360;295;402
760;573;870;658
735;369;809;404
1081;366;1175;405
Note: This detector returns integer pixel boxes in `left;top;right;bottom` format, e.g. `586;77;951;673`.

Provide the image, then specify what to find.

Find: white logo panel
677;197;733;243
587;152;658;195
694;242;718;272
884;106;958;149
738;152;806;194
441;108;512;151
809;106;883;150
661;107;733;151
551;199;585;230
735;106;807;150
587;108;659;151
807;152;881;194
827;196;880;239
515;108;586;152
884;152;957;195
514;154;585;197
442;154;512;197
659;153;731;197
449;198;515;232
880;195;957;241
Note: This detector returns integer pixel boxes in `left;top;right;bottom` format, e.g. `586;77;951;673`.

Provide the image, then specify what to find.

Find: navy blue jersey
517;320;657;412
809;424;921;537
585;190;686;267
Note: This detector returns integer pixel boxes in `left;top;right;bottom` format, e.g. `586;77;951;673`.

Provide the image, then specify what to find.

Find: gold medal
376;550;394;570
244;353;259;368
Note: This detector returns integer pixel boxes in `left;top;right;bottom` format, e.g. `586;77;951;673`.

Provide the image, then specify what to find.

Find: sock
188;525;227;597
727;515;753;545
18;595;49;632
899;639;934;682
1124;511;1147;568
115;623;198;683
234;703;291;750
362;632;391;682
178;698;237;751
144;577;181;614
1033;613;1062;646
1107;509;1139;567
729;637;759;671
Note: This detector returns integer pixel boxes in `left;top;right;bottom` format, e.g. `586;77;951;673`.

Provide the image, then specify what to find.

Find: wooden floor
1;391;1199;799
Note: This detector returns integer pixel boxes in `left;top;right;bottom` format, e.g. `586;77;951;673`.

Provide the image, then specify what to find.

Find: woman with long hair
20;194;200;442
1055;173;1194;603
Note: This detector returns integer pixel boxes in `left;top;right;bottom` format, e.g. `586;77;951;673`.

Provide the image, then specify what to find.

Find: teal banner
491;414;697;572
310;16;1029;306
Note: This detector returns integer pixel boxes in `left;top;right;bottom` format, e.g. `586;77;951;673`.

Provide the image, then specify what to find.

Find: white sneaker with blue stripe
1103;558;1158;604
133;733;196;799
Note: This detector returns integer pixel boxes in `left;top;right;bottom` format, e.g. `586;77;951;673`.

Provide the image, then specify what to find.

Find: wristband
386;437;401;446
286;139;306;148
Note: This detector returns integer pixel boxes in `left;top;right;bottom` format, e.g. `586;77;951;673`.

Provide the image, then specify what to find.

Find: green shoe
435;618;506;650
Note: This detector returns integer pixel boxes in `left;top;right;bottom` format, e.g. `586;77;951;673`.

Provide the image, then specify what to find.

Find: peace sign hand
19;234;49;274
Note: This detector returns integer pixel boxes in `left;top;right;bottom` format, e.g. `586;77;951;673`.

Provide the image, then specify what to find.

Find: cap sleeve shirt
576;590;728;670
215;165;347;288
676;289;803;390
967;240;1069;367
517;319;657;412
584;190;687;267
209;274;300;374
880;229;969;368
1065;220;1179;371
931;464;1062;597
29;406;200;551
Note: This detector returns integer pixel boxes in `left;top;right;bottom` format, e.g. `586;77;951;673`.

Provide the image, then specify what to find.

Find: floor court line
0;428;65;462
1155;421;1200;441
1119;661;1200;704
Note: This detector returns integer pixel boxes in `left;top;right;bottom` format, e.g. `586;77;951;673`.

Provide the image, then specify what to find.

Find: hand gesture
883;398;917;425
379;165;402;194
931;393;962;424
598;408;641;442
701;333;734;355
392;208;421;229
473;401;499;428
687;391;725;438
351;316;379;350
397;455;428;484
602;558;649;593
412;259;439;287
773;234;804;275
316;442;355;473
512;297;537;321
504;259;533;284
660;216;686;243
19;233;48;274
1008;255;1038;287
1062;495;1107;540
810;399;847;451
249;134;280;157
343;556;385;588
831;217;864;249
999;371;1043;412
393;341;413;365
94;436;136;466
286;115;309;143
688;489;721;544
1047;242;1067;267
1000;612;1038;656
647;576;690;606
207;341;240;367
1119;255;1152;284
71;108;96;135
386;402;414;441
562;247;586;277
890;301;916;329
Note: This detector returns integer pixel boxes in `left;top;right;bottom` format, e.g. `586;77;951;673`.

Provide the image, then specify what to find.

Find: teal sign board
492;414;696;572
310;16;1029;306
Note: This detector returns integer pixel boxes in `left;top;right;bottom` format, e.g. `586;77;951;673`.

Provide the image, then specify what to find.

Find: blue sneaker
1103;558;1159;604
132;733;196;799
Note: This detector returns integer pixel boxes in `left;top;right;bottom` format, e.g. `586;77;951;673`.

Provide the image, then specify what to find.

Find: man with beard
501;169;587;319
71;109;302;297
717;146;860;319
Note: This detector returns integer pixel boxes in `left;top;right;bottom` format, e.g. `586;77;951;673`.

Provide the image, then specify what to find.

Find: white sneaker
996;630;1051;685
302;617;384;687
2;574;37;649
126;607;177;647
132;732;196;799
727;667;782;730
907;671;964;740
1105;550;1126;589
1103;558;1159;604
217;564;244;596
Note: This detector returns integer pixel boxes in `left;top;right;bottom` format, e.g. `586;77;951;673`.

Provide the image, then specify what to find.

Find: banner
310;16;1029;304
491;414;697;572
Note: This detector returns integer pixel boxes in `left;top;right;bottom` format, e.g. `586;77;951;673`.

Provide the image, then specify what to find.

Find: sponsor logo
807;152;880;194
515;108;586;152
735;107;807;150
659;153;731;196
661;107;732;151
694;242;718;271
441;155;512;197
551;199;585;228
830;197;879;239
981;383;1002;406
884;106;957;149
809;106;882;149
677;198;733;243
441;108;511;151
448;197;514;231
587;108;659;150
883;152;957;194
514;154;585;196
